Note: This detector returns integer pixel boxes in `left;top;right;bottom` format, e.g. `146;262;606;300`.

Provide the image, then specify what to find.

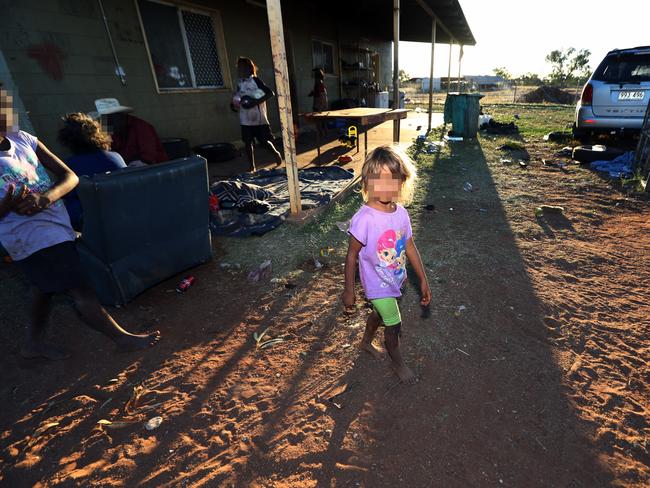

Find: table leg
364;129;368;157
316;125;321;164
356;127;360;154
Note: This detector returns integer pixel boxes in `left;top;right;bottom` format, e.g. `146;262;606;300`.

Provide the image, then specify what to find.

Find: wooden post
457;44;462;92
427;19;436;132
266;0;301;215
392;0;400;143
446;42;453;93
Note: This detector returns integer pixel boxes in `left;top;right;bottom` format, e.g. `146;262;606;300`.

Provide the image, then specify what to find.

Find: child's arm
14;142;78;216
343;235;363;311
406;238;432;306
251;77;275;106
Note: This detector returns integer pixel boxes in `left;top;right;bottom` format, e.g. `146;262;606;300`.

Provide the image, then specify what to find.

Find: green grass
482;103;575;140
621;170;648;193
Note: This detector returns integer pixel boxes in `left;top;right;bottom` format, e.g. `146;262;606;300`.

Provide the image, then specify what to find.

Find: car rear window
592;52;650;83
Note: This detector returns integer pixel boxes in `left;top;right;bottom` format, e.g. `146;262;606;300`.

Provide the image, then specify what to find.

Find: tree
545;48;591;87
516;72;543;86
493;66;511;81
398;69;410;83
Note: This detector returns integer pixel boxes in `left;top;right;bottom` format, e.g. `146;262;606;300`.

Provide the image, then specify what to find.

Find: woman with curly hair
58;112;126;229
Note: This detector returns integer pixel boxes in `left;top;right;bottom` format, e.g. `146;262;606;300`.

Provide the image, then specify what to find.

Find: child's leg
372;297;416;384
264;140;283;166
384;325;416;384
241;126;256;172
259;125;282;166
21;288;70;360
359;310;382;359
69;288;160;351
244;143;255;172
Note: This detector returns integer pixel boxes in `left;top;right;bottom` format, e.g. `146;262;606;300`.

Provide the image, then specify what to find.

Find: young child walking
343;145;431;384
0;87;160;360
232;57;282;172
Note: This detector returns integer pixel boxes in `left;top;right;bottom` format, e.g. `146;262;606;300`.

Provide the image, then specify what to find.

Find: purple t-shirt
0;131;75;260
348;204;413;299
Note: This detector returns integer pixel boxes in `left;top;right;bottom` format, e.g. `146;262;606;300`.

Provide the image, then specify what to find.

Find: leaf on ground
254;328;270;346
260;338;285;349
97;419;135;429
33;422;59;437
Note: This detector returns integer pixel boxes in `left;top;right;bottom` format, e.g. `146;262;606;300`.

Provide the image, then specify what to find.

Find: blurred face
367;165;402;203
238;62;253;78
0;89;17;135
104;112;127;134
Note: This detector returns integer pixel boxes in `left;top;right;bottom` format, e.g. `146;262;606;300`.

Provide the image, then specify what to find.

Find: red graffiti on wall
27;42;66;81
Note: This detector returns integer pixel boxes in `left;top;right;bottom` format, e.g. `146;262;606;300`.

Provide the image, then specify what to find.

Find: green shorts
370;297;402;326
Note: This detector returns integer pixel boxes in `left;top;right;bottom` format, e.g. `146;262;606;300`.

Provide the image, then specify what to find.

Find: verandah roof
284;0;476;46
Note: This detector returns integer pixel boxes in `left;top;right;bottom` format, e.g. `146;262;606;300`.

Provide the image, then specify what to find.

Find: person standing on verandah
231;57;282;172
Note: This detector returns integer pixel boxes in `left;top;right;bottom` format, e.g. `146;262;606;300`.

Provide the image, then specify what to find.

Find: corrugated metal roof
400;0;475;45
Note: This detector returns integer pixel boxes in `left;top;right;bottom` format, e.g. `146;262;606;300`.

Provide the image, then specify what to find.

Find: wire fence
403;83;582;107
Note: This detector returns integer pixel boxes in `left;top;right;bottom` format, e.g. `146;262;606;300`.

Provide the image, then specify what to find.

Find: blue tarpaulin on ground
589;151;635;179
209;166;355;237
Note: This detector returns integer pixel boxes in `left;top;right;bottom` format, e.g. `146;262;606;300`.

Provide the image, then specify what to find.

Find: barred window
137;0;226;90
312;40;336;75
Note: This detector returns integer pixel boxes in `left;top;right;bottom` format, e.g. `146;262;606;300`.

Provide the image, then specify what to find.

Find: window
312;40;336;75
593;53;650;83
137;0;227;90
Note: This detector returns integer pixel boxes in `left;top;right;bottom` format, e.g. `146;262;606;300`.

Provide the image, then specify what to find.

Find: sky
400;0;650;79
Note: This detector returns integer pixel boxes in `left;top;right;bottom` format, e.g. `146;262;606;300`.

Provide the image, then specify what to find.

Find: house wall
0;0;393;157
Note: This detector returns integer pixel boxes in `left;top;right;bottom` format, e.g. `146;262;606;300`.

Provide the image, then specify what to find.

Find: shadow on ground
0;131;615;487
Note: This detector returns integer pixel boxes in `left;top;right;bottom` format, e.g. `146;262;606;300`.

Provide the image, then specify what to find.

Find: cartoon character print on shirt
375;229;408;287
0;142;61;208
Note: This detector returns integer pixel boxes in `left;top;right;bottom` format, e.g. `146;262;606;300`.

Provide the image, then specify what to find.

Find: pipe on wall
98;0;127;86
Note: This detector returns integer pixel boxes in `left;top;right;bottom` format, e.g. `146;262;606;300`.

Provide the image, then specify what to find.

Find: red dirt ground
0;136;648;487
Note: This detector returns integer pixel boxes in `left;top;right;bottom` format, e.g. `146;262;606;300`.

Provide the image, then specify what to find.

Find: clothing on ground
348;204;412;300
0;131;76;260
589;151;635;178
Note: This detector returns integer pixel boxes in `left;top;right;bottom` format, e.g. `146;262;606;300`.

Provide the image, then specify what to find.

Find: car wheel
572;124;591;144
572;145;625;163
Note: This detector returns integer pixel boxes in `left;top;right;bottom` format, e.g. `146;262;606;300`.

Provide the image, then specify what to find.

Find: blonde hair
58;112;112;154
361;145;417;204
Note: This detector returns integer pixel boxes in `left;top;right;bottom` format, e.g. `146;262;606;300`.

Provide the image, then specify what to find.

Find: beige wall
0;0;392;157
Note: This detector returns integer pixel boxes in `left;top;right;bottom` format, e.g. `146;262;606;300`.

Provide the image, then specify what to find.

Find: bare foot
115;331;161;352
359;340;383;359
392;362;417;384
21;340;71;360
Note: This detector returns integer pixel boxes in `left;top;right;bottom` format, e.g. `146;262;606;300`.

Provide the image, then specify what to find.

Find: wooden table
301;108;409;162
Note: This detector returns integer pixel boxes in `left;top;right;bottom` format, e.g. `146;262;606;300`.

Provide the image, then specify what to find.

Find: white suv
574;46;650;140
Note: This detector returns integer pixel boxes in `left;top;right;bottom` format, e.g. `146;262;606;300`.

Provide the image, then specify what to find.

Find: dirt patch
0;120;649;486
518;85;576;105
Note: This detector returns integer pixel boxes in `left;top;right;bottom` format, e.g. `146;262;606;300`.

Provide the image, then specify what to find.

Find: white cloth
237;76;270;126
0;131;75;260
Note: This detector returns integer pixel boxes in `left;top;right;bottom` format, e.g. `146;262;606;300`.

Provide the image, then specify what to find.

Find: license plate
618;90;645;101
